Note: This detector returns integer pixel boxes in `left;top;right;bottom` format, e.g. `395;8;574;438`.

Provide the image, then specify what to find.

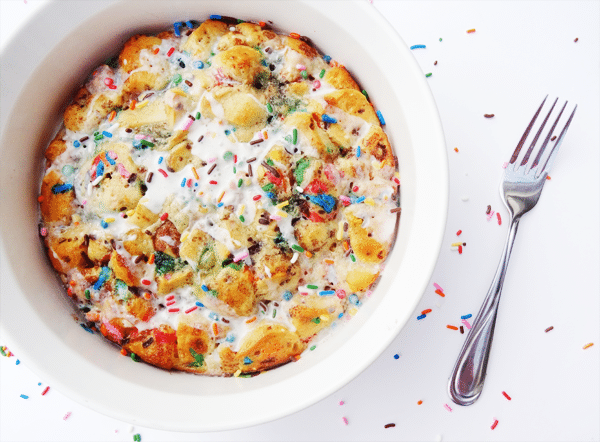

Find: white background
1;1;599;441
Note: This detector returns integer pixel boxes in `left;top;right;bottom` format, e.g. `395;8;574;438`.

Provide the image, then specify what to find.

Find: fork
448;96;577;406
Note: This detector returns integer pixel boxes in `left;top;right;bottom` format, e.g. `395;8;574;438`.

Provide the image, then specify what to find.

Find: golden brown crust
40;170;74;224
119;34;162;74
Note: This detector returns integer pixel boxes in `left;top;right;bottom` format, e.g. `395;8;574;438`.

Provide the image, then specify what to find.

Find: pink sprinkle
82;200;87;205
208;157;217;163
107;150;118;160
336;289;346;299
134;134;148;140
158;168;168;178
183;118;194;131
63;411;72;420
444;404;453;412
187;179;193;187
462;319;472;329
339;195;351;206
185;306;198;314
497;212;502;225
433;283;444;292
164;274;172;280
117;163;131;178
270;214;282;221
40;227;48;237
487;210;495;221
168;308;180;313
313;80;321;89
339;400;345;405
234;251;249;262
296;64;306;70
342;417;349;425
502;162;508;169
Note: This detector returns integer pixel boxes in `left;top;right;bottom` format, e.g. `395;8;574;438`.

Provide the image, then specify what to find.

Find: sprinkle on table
384;423;396;428
42;386;50;396
425;72;432;78
583;342;594;350
502;391;512;400
491;419;499;430
20;394;29;399
418;400;423;405
444;403;453;412
484;113;495;118
467;28;476;33
447;325;459;331
410;44;426;50
545;326;554;333
342;416;349;425
63;411;72;420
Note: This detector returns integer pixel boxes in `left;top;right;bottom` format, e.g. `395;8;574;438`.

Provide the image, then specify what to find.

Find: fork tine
535;104;577;175
531;100;568;169
520;98;558;167
510;95;548;165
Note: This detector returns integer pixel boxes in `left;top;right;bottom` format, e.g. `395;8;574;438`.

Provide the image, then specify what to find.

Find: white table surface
1;1;599;441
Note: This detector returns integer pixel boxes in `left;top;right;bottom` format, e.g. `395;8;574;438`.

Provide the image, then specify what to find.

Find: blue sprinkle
217;202;224;208
417;314;426;320
208;312;219;321
266;191;276;200
73;140;80;148
181;178;187;187
225;334;235;343
51;183;73;194
319;290;335;296
321;114;337;124
357;145;361;158
260;59;267;67
410;44;426;50
100;220;109;229
283;291;293;301
80;323;94;334
355;196;366;204
348;294;360;306
93;266;111;289
307;194;336;213
193;60;205;69
173;22;182;37
185;20;194;29
105;154;115;166
461;314;472;320
210;14;222;19
96;161;104;178
201;284;209;292
376;110;386;125
323;55;332;63
132;140;142;149
20;394;29;399
195;182;199;187
38;383;42;386
15;359;20;365
243;356;252;365
393;354;400;359
158;156;163;164
195;301;204;307
102;131;113;138
338;312;344;319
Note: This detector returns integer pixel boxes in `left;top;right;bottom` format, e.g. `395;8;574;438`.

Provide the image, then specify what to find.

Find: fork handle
448;215;521;405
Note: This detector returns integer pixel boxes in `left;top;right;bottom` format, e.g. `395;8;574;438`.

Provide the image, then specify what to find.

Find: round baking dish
0;0;447;431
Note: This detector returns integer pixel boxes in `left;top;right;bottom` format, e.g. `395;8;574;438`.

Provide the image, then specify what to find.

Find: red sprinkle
158;168;168;177
185;306;198;314
209;180;218;185
167;47;175;57
160;212;169;221
142;279;151;286
458;245;463;254
168;308;180;313
352;186;359;192
41;386;50;396
252;195;262;201
497;212;502;225
502;391;512;400
456;230;462;236
491;419;499;430
421;309;432;315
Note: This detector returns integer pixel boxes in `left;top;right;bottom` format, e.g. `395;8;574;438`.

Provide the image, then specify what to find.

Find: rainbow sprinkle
410;44;426;50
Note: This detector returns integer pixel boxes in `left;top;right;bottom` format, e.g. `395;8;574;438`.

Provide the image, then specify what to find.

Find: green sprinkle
311;317;321;324
266;157;274;166
292;244;304;253
237;178;243;188
306;284;318;289
310;345;316;351
425;72;432;78
362;89;369;100
0;347;6;357
133;434;141;442
130;353;140;362
188;348;205;367
84;289;90;300
293;157;310;184
239;215;245;222
195;112;201;120
223;151;233;161
272;309;277;318
267;102;273;113
350;254;356;262
292;128;298;145
319;69;326;79
300;70;308;79
140;139;155;148
261;183;275;192
172;73;182;85
439;37;443;42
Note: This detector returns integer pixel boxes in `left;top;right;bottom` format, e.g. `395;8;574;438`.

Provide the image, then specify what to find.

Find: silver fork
448;96;577;406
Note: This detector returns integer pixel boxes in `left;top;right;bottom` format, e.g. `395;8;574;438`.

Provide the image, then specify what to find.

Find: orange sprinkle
148;253;155;265
218;190;226;203
263;130;269;140
546;175;552;180
435;289;445;297
192;167;199;180
305;250;313;258
417;400;423;405
447;325;459;330
143;292;152;300
120;348;128;356
69;280;76;286
85;311;100;322
258;21;266;27
454;147;459;152
343;241;350;251
583;343;594;350
153;47;160;55
37;195;44;202
212;322;219;336
467;28;476;33
246;316;257;324
67;287;73;297
108;110;116;122
289;32;301;39
293;354;302;361
421;309;432;315
324;259;335;265
130;99;137;110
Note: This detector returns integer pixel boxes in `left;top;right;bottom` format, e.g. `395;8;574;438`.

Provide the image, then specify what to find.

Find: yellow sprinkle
170;88;187;97
349;308;358;316
583;343;594;350
275;200;289;209
364;197;375;206
277;210;288;218
336;221;344;241
263;131;269;140
192;167;199;180
451;242;463;247
181;232;189;242
135;100;149;109
126;210;135;216
319;314;329;321
234;369;242;377
238;204;245;215
105;218;115;223
218;191;225;203
305;250;313;258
